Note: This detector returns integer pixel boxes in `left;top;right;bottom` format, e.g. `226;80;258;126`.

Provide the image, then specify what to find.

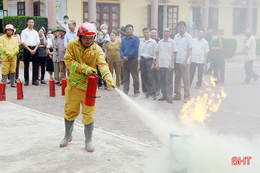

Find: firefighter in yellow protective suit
60;22;115;152
0;24;19;87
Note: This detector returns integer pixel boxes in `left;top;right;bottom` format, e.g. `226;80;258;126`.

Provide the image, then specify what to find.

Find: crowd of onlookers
1;15;259;104
121;23;258;104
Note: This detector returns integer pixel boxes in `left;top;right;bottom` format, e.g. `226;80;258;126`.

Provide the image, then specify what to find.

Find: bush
224;39;237;58
212;39;237;58
3;16;48;61
2;16;48;34
256;39;260;55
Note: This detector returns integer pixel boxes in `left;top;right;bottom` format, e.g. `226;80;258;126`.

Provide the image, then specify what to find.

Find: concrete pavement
1;57;260;172
0;101;152;173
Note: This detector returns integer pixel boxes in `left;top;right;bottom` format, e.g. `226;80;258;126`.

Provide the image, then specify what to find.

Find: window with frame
192;7;202;30
83;2;120;34
208;8;218;32
34;1;40;16
17;2;25;16
148;5;179;37
167;6;179;36
148;5;165;39
192;7;218;32
233;8;257;35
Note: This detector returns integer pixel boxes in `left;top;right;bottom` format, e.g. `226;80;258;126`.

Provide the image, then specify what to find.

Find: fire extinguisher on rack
0;80;6;101
16;79;23;100
61;78;67;96
85;74;99;106
49;78;55;97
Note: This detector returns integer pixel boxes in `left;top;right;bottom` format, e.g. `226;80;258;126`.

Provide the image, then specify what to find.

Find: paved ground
0;102;151;173
0;57;260;172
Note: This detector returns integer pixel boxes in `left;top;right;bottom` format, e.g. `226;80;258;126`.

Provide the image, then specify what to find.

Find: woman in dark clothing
46;28;55;78
38;28;48;84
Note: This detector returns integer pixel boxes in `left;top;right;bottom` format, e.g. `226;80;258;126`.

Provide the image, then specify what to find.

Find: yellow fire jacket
64;39;111;90
0;34;19;60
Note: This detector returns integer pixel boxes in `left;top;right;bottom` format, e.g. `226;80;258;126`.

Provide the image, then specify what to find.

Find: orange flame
179;77;227;128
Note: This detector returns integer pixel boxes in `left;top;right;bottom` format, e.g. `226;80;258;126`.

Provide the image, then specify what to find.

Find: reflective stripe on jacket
0;35;19;60
64;39;111;90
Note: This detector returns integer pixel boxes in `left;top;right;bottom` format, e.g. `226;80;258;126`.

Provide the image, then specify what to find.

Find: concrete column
25;0;34;16
43;0;48;17
202;0;209;31
246;0;253;30
48;0;56;28
88;0;96;22
163;5;167;28
151;0;158;29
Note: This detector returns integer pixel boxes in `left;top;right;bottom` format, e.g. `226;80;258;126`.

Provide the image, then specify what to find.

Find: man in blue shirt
173;21;193;103
120;24;140;95
64;20;78;76
64;20;78;49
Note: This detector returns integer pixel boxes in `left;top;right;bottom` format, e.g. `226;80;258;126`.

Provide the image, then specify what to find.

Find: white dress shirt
245;35;256;61
47;37;53;49
57;20;69;32
190;38;209;64
138;38;157;60
157;38;178;68
21;28;40;47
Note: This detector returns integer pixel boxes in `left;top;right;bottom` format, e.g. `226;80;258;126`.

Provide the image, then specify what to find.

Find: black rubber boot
2;75;8;84
84;122;95;152
10;73;16;87
60;119;74;147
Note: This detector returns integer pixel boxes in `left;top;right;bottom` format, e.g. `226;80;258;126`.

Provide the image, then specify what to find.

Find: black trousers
190;62;204;87
152;68;160;93
159;68;173;99
39;56;46;80
213;57;225;83
23;47;39;83
244;60;259;83
140;58;156;97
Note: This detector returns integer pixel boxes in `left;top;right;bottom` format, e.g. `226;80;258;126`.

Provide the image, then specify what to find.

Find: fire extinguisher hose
85;95;101;99
92;72;115;89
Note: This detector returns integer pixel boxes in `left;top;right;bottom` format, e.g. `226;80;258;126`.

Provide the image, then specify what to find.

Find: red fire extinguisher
85;75;99;106
61;78;67;96
16;79;23;100
49;78;55;97
0;80;6;101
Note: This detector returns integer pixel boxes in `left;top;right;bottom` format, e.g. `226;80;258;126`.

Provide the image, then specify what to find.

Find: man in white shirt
190;30;209;88
243;28;259;84
156;27;177;103
137;27;157;100
150;28;161;96
173;21;193;103
21;18;40;86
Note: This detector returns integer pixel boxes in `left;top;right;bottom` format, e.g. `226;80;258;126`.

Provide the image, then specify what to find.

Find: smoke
144;126;260;173
115;88;260;173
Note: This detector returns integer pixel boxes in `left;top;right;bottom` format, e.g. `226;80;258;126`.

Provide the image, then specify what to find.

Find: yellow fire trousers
64;84;96;125
1;58;16;75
